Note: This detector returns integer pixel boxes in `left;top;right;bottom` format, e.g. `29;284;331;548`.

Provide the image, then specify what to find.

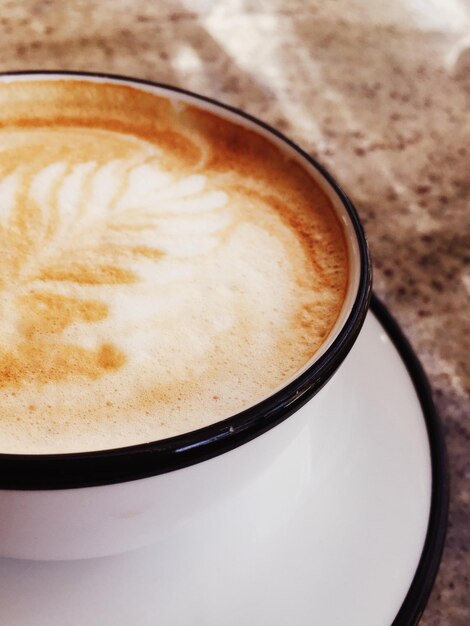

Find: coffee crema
0;79;348;453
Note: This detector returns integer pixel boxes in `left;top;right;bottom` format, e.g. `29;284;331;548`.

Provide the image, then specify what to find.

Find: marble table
0;1;468;623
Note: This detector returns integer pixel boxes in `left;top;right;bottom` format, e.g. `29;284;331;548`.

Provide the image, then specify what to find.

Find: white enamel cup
0;72;371;560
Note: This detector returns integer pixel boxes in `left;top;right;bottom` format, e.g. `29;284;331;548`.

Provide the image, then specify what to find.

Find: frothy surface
0;79;348;453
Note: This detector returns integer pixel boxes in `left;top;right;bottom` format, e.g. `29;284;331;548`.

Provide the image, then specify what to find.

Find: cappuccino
0;79;348;453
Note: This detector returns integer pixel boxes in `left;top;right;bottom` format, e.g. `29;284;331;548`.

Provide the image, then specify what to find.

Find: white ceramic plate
0;298;447;626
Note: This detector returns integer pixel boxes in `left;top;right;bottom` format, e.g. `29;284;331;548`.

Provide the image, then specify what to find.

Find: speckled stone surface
0;0;468;623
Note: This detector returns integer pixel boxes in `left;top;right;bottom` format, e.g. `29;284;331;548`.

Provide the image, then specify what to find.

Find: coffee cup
0;72;371;560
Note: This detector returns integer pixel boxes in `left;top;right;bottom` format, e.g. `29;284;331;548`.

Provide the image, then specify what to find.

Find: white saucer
0;299;447;626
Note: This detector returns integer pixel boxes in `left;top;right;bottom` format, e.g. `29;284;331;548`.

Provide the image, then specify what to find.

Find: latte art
0;80;348;453
0;132;231;387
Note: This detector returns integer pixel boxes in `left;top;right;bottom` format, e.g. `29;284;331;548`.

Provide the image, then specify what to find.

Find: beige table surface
0;1;468;624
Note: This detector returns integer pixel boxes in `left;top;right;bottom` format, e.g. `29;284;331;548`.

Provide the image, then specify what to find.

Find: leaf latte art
0;134;229;387
0;80;348;453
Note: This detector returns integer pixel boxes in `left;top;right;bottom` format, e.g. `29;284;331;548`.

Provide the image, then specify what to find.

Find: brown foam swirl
0;79;348;453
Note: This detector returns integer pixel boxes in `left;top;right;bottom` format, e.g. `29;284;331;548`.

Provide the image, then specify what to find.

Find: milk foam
0;80;348;453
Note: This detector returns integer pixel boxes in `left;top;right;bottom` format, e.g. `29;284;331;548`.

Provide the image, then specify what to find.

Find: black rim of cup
0;71;372;489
